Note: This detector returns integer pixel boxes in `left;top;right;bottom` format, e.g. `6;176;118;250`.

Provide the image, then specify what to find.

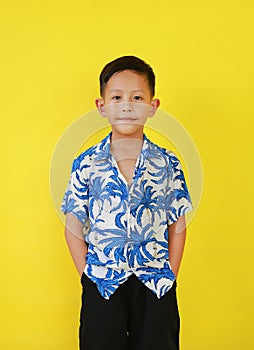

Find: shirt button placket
126;206;131;239
126;191;133;268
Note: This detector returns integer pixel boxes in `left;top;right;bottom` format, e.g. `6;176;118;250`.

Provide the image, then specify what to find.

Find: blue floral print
61;132;192;299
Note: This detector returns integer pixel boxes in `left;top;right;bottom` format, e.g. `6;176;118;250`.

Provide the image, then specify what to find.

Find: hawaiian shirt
61;132;192;299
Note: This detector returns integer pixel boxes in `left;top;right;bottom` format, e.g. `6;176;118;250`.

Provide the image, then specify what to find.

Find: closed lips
117;117;136;121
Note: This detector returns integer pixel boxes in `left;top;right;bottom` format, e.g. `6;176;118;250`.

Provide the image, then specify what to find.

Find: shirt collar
94;132;151;163
94;132;112;162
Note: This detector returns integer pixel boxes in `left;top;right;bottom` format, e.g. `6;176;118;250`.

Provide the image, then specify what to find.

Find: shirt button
153;242;157;257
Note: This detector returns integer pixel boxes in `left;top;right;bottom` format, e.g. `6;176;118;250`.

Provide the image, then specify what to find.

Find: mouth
117;117;137;122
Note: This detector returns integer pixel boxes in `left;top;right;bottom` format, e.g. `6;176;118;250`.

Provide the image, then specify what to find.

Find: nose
121;102;133;112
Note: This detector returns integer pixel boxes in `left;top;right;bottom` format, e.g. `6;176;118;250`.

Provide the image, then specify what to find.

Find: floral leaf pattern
61;132;192;299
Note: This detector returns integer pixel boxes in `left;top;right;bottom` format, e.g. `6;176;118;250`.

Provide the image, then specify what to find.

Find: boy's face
96;70;160;140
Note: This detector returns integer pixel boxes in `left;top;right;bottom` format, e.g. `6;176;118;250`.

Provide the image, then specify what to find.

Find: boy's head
96;56;160;139
99;56;155;98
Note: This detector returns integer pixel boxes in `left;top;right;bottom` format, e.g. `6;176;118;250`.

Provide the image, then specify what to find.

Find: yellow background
1;1;253;349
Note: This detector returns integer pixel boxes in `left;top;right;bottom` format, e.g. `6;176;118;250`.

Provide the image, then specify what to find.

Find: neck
110;136;143;162
110;129;144;142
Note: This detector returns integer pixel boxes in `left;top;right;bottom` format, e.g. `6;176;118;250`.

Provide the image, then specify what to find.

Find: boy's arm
168;215;187;278
64;212;88;277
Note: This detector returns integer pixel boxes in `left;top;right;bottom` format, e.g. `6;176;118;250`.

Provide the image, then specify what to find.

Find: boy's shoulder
145;136;180;166
71;133;110;173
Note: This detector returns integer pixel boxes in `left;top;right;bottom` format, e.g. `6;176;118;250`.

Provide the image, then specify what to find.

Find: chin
112;125;144;137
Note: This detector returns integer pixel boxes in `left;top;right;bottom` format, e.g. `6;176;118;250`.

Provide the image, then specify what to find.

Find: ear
149;98;160;118
95;98;107;117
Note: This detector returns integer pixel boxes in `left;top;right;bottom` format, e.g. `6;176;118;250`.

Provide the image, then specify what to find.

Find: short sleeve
165;151;193;225
61;157;89;225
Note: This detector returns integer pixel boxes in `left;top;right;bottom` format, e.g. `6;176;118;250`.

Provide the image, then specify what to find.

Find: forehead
106;70;149;91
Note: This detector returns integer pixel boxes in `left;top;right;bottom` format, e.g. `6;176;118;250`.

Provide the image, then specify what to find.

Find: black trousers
79;274;180;350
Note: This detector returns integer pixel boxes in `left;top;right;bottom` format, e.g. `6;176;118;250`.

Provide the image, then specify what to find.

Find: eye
112;95;121;100
133;95;143;101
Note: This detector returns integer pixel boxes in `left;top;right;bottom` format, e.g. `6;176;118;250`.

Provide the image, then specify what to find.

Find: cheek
104;104;121;118
134;103;151;118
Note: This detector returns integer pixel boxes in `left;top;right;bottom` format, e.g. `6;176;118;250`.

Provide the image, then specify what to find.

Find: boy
61;56;192;350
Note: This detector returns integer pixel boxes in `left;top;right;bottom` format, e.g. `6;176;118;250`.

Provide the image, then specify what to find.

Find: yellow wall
1;1;253;349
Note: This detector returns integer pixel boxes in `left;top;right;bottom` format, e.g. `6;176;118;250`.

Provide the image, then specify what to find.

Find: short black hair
99;55;155;97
